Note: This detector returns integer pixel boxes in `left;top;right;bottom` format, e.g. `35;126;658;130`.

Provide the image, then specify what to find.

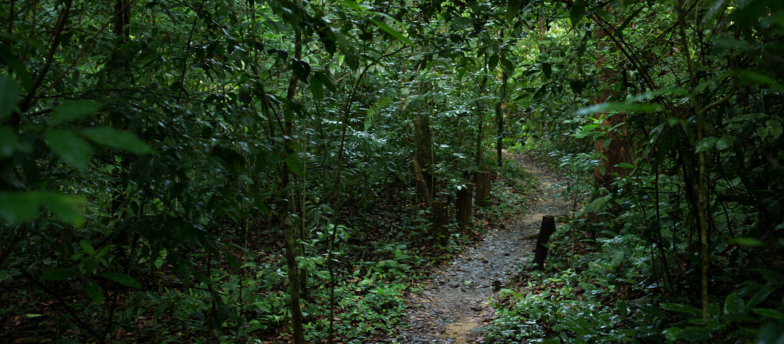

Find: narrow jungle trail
396;154;572;343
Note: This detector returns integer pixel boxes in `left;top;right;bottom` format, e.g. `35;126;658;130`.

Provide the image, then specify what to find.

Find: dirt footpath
395;154;571;343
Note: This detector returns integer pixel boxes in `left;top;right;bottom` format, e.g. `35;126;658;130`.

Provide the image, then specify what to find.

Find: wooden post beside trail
456;182;473;229
432;200;449;246
532;215;556;270
475;171;491;206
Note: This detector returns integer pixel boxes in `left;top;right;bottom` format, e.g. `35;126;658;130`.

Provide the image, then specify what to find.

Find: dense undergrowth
485;144;784;343
2;154;535;343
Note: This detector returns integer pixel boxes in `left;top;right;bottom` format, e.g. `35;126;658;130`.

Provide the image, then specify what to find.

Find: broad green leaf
715;136;735;150
0;126;20;157
584;195;611;213
695;137;720;152
345;54;359;71
595;9;614;23
767;120;782;139
341;0;365;12
0;191;83;225
80;127;151;154
678;327;712;340
576;102;662;115
285;156;304;176
724;293;743;315
49;101;101;125
0;76;19;121
753;308;784;321
702;0;729;25
661;303;702;314
729;237;765;247
569;80;585;94
39;192;84;225
369;19;413;45
97;272;142;289
315;72;337;93
310;74;323;101
40;268;80;281
488;54;499;71
757;127;769;140
506;0;522;24
616;162;634;169
80;240;95;255
292;59;310;83
45;128;92;170
570;0;586;28
84;280;103;303
740;70;784;93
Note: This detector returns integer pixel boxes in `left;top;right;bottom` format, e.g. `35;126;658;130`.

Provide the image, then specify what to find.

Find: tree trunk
413;159;433;208
475;171;491;207
282;25;305;344
414;107;434;202
532;215;556;270
496;63;508;167
432;200;449;246
456;182;473;229
474;55;489;171
588;7;633;224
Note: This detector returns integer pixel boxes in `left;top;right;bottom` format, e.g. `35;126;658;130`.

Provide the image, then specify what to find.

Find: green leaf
39;192;84;225
285;156;304;176
40;268;80;281
753;308;784;321
49;100;101;125
661;303;702;314
715;136;735;150
80;240;95;255
576;102;662;115
570;0;586;28
740;70;784;93
0;191;83;225
310;74;323;101
569;80;585;94
724;292;744;315
0;75;19;122
542;63;551;79
506;0;522;24
695;137;719;152
315;72;337;93
341;0;365;12
729;237;765;247
345;54;359;71
702;0;729;25
369;19;413;45
488;54;499;71
80;127;151;154
45;129;92;170
677;327;712;340
595;9;614;23
0;126;20;158
84;280;103;303
97;272;142;289
292;59;310;84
